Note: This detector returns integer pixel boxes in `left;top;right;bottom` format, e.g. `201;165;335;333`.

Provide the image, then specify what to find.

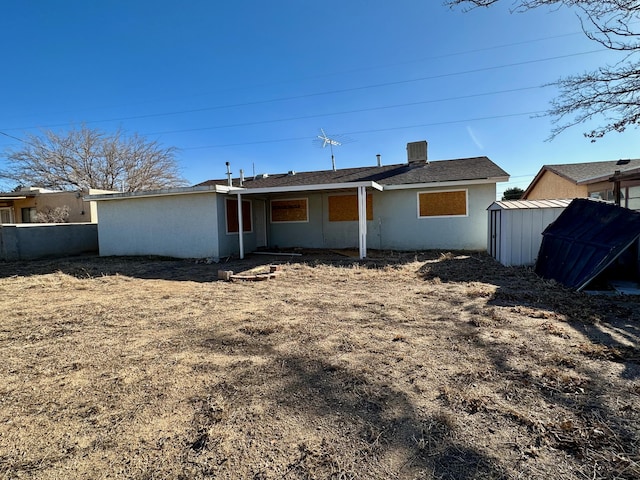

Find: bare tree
1;125;188;192
446;0;640;139
35;206;70;223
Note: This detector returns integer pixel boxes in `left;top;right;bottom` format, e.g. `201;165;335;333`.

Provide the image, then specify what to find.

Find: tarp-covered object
535;199;640;290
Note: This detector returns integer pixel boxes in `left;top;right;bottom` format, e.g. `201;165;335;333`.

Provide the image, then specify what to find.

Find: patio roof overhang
233;181;382;260
228;180;384;196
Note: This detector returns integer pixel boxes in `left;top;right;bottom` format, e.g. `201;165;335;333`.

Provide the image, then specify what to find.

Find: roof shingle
195;157;508;189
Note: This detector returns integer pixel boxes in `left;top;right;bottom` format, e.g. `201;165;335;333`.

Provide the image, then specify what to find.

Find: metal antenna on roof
316;128;342;171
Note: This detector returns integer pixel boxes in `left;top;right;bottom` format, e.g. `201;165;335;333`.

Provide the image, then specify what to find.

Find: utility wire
180;111;545;151
143;85;548;136
2;49;603;132
1;29;588;123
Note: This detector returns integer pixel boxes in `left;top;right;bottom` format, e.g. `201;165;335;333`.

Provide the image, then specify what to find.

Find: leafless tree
35;206;70;223
1;125;188;192
446;0;640;139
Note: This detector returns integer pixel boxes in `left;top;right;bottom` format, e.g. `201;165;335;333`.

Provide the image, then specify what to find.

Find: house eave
86;184;240;201
382;176;509;190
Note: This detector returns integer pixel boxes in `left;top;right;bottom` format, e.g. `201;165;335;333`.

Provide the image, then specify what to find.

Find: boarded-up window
418;190;467;217
328;194;373;222
271;198;308;223
226;198;252;233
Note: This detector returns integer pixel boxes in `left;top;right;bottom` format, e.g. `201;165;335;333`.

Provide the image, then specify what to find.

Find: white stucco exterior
97;193;220;258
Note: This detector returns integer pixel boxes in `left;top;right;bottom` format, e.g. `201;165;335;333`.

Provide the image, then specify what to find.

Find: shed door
489;209;500;259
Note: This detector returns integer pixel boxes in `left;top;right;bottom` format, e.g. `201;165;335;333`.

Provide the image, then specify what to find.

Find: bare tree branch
445;0;640;139
0;125;188;192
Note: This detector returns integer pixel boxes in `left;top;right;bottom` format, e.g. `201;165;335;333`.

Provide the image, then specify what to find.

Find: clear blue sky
1;1;638;198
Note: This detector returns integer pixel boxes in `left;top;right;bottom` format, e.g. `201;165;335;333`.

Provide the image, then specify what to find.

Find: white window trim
270;197;309;224
225;198;253;235
417;188;469;219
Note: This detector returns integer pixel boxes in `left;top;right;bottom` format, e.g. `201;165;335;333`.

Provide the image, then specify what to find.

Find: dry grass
1;250;639;479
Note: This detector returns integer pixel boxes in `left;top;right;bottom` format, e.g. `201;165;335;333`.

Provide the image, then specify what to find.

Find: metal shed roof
535;199;640;290
489;199;573;210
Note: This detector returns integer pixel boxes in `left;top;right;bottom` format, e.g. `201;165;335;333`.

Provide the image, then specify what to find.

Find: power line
0;131;25;143
143;85;548;136
0;29;588;124
2;49;602;132
180;111;545;151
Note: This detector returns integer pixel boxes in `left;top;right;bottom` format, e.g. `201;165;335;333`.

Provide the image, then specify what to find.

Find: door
489;209;500;260
254;199;267;248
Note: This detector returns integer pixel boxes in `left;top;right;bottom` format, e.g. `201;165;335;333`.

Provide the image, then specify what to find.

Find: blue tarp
534;199;640;290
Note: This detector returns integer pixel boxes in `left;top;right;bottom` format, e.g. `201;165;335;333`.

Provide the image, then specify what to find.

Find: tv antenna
316;128;342;171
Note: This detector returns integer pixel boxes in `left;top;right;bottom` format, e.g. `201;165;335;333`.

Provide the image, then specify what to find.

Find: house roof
523;159;640;198
195;156;509;190
534;198;640;290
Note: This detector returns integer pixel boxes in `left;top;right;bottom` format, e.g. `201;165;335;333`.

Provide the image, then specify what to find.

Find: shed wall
489;206;566;266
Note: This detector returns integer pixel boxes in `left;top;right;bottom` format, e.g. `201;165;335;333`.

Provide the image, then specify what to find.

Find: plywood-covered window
328;194;373;222
270;198;309;223
226;198;252;233
418;190;467;218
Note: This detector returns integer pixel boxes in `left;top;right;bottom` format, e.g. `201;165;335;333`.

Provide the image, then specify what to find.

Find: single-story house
88;142;509;260
487;199;572;266
522;159;640;207
0;187;109;224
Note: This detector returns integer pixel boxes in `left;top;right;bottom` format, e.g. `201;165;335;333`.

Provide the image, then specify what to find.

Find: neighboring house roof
523;159;640;198
489;199;572;210
535;198;640;290
196;157;509;190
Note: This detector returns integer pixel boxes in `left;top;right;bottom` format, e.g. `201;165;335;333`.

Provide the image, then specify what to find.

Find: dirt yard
1;250;639;479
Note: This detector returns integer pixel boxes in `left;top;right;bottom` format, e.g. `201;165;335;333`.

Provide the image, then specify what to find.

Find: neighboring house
88;141;509;260
609;167;640;210
0;187;109;224
522;159;640;209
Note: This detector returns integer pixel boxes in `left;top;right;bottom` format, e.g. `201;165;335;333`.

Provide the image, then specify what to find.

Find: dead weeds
0;250;639;479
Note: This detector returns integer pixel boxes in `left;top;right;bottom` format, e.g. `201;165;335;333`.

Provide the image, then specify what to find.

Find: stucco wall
373;184;495;250
0;223;98;261
265;184;495;251
525;171;587;200
97;193;220;258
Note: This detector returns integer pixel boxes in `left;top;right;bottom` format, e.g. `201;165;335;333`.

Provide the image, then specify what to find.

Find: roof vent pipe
376;154;381;167
225;162;232;187
239;169;244;187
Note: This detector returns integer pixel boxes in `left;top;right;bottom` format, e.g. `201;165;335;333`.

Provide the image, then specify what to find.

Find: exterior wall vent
407;141;428;163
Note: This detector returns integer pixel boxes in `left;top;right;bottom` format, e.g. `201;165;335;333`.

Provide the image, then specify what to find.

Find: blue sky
1;1;638;198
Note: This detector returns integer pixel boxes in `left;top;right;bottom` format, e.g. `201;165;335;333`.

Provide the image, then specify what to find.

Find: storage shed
488;199;572;266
